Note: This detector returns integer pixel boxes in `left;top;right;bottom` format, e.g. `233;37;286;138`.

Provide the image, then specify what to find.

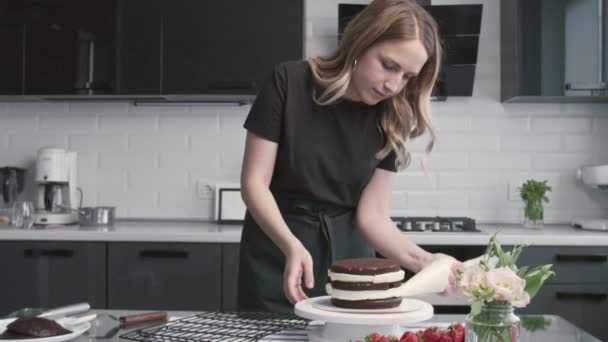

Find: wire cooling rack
120;311;310;342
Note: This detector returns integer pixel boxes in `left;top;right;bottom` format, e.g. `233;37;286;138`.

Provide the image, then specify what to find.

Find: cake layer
328;269;405;283
331;280;403;291
326;282;406;300
331;297;402;309
329;258;401;275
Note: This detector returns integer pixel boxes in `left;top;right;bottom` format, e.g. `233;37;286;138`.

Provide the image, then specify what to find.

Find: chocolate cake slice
327;258;405;309
0;317;71;339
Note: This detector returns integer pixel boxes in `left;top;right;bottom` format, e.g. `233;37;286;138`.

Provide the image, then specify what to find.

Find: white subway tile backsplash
390;192;408;211
434;135;498;152
98;189;156;208
407;192;468;209
499;135;561;152
470;152;531;169
533;153;593;171
564;135;595;152
438;172;502;189
471;117;529;134
99;152;158;171
129;134;187;152
410;153;469;171
393;173;437;190
8;102;68;113
8;134;67;154
100;114;157;133
69;134;128;153
127;169;188;190
159;152;220;171
0;114;38;132
39;114;98;133
159;113;219;135
69;101;129;113
531;117;592;133
595;117;608;133
0;0;606;221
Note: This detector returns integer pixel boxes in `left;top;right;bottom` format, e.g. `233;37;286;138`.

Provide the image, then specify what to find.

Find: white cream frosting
327;269;405;283
326;283;406;300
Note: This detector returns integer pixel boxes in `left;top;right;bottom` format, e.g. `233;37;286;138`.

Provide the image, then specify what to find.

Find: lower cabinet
520;284;608;341
517;246;608;342
221;244;240;312
0;241;106;315
107;242;222;311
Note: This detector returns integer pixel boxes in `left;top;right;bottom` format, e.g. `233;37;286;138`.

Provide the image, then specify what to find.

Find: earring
354;59;358;67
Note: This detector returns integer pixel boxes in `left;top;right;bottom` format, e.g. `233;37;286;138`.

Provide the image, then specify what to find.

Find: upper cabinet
501;0;608;102
0;0;304;102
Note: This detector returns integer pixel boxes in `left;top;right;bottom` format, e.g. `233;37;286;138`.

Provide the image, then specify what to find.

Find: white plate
311;297;421;314
0;322;91;342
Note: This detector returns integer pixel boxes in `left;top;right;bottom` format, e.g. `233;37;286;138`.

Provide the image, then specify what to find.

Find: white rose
485;266;528;306
457;263;486;295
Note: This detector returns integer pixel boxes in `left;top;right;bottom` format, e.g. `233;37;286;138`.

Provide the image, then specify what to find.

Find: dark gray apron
237;197;375;313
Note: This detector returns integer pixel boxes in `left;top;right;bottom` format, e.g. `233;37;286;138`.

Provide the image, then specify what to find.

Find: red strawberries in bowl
357;322;465;342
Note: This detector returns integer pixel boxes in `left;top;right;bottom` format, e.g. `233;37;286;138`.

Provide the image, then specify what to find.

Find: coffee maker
33;148;79;225
571;164;608;231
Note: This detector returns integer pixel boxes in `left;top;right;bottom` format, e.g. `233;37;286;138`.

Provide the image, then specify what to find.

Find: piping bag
396;255;484;297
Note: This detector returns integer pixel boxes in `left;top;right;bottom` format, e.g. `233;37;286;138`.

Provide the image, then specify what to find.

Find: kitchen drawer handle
138;250;189;259
555;254;608;263
556;292;608;301
24;248;75;258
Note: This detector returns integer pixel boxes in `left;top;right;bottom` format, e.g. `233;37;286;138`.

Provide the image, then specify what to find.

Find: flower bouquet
457;235;555;342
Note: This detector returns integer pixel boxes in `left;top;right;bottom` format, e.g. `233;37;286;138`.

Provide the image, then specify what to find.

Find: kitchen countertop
0;220;607;246
68;309;602;342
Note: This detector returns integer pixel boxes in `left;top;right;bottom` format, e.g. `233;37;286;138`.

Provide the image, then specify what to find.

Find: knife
0;303;91;326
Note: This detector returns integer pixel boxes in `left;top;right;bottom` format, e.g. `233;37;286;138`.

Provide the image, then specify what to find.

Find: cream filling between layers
327;269;405;283
326;283;405;301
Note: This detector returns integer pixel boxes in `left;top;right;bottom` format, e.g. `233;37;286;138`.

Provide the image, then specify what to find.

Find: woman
238;0;456;313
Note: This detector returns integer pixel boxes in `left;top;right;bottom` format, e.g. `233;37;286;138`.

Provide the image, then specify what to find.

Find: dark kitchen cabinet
0;241;106;316
0;21;24;95
517;246;608;341
501;0;608;102
221;244;240;312
161;0;303;95
520;284;608;341
116;0;162;94
107;242;222;311
23;0;116;95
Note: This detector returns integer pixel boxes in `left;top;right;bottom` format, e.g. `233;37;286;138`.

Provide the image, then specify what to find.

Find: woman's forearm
241;181;302;254
357;215;433;273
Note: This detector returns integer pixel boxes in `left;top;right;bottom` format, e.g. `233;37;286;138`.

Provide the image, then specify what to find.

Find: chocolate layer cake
0;317;71;339
326;258;405;309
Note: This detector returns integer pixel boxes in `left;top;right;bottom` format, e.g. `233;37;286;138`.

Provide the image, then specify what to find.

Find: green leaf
524;265;555;299
517;265;530;278
470;300;483;316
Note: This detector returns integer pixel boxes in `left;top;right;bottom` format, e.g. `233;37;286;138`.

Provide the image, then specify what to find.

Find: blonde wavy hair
308;0;442;170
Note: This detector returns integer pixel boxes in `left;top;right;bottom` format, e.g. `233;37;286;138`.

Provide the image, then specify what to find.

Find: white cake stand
294;296;433;342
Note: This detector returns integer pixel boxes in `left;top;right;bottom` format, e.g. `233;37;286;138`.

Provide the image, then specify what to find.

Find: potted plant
458;235;555;342
519;179;552;228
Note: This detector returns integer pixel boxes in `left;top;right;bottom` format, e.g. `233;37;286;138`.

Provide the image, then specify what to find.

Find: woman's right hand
283;242;315;305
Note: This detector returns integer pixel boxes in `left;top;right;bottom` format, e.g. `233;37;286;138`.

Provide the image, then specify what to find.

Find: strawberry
399;331;419;342
422;328;441;342
365;332;382;342
438;335;453;342
445;322;465;342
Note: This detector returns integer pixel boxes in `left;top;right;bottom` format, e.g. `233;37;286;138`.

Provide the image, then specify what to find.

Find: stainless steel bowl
79;206;115;226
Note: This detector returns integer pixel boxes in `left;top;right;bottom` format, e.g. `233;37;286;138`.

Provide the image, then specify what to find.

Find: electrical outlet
196;182;214;200
508;181;522;201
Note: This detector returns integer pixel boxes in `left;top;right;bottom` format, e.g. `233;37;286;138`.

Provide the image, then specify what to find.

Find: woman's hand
427;253;464;296
283;242;315;305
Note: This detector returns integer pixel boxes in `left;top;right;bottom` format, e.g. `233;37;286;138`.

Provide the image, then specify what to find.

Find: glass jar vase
465;302;520;342
522;198;544;229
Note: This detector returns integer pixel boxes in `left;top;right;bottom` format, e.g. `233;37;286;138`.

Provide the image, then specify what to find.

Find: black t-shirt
244;60;397;208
